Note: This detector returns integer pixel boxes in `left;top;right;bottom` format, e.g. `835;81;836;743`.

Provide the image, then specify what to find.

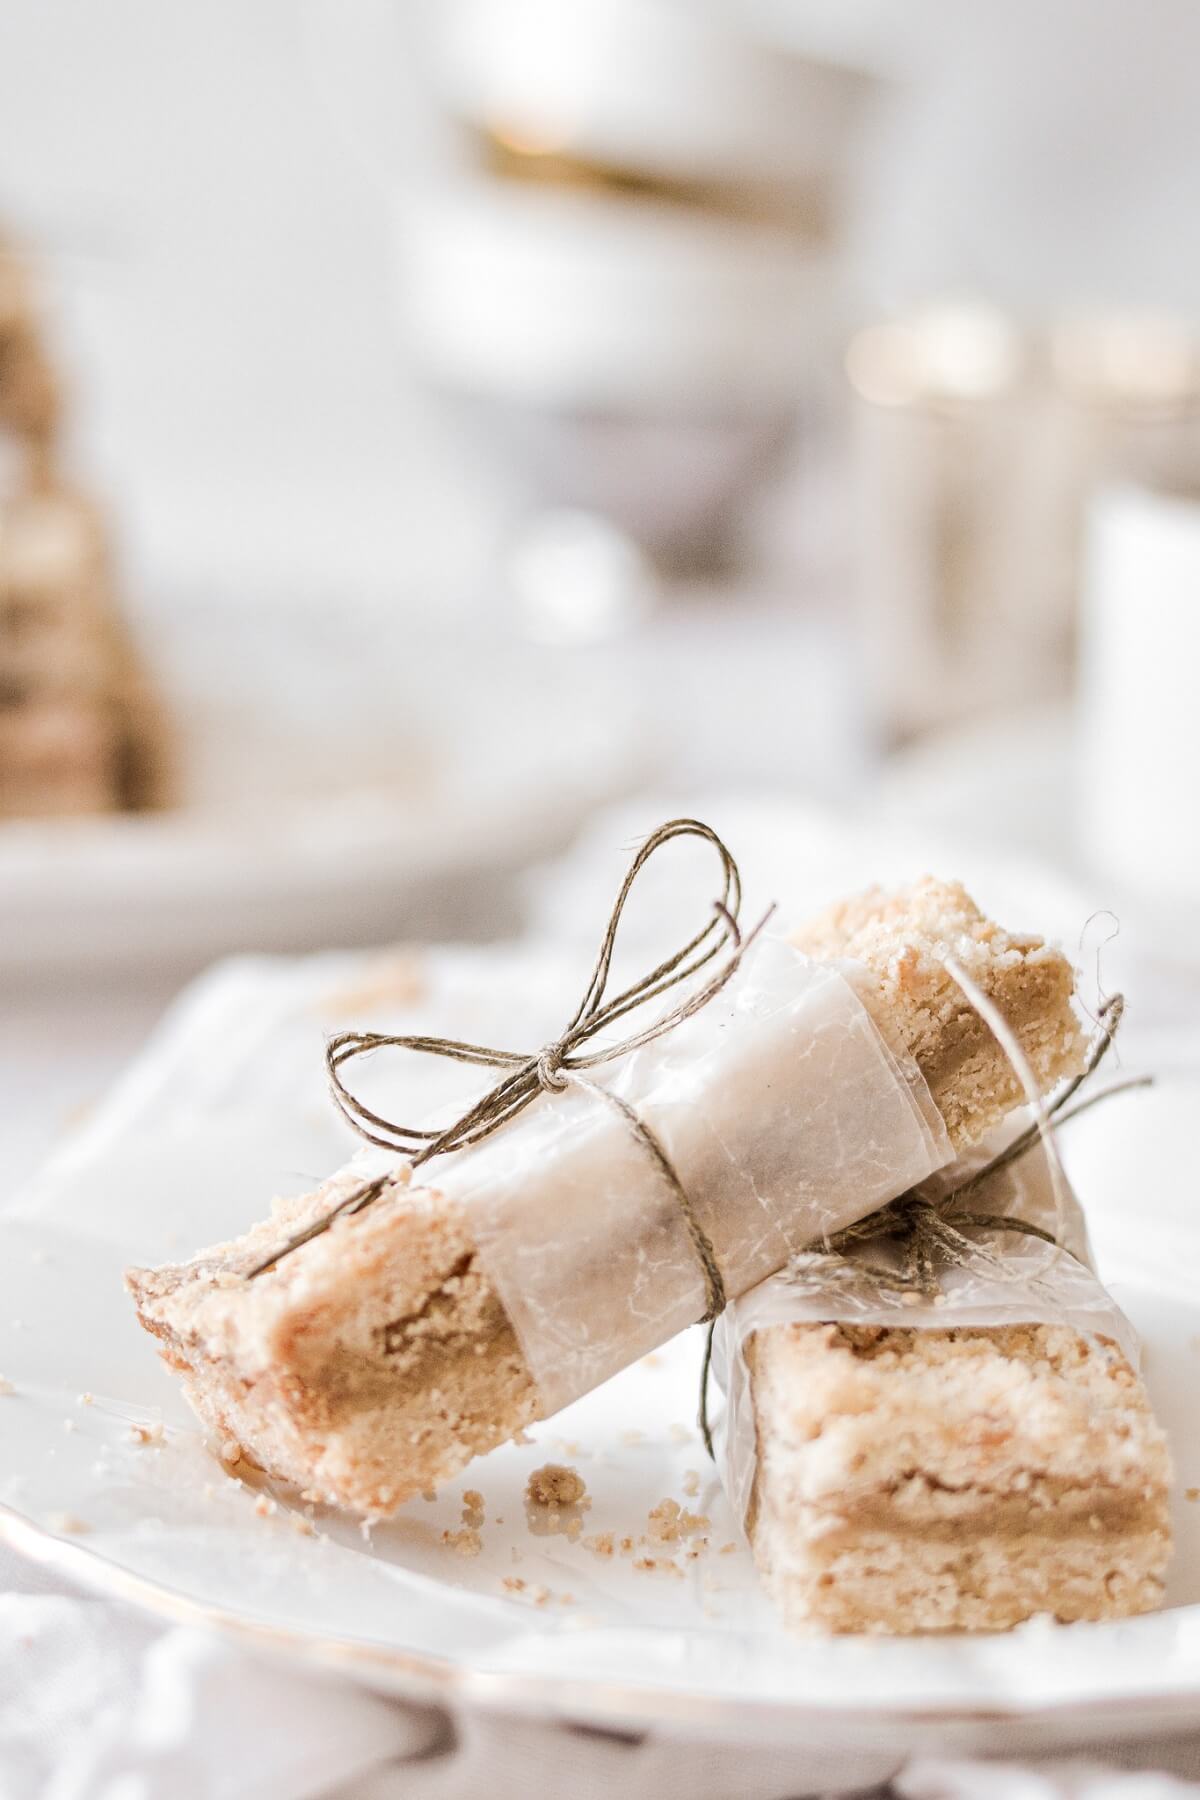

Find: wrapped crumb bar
128;877;1084;1516
712;1136;1173;1634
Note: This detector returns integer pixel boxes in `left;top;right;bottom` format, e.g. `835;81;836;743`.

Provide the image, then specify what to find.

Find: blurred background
5;0;1200;1173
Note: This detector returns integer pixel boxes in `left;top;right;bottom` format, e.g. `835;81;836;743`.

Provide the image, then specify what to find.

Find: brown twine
245;818;773;1297
698;986;1148;1456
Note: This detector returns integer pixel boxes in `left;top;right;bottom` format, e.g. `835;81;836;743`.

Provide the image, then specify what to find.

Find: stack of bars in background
0;234;167;819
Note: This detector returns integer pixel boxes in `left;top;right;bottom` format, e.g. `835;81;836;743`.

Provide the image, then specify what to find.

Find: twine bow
247;818;772;1288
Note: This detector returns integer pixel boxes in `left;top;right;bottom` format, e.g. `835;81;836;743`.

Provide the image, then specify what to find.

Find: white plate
0;593;643;978
1;944;1198;1758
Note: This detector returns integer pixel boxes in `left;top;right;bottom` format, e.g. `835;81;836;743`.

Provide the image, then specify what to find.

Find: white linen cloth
4;795;1200;1800
5;1543;1200;1800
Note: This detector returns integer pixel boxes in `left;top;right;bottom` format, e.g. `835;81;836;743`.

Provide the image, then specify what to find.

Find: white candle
1078;484;1200;900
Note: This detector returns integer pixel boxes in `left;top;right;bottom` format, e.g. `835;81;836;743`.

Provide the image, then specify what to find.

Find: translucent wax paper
438;936;953;1412
711;1130;1142;1530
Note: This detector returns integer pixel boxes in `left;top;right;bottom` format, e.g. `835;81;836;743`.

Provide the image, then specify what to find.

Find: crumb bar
128;880;1085;1516
743;1320;1171;1633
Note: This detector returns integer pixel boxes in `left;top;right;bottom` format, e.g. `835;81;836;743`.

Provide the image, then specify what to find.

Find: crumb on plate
526;1463;587;1508
441;1526;482;1557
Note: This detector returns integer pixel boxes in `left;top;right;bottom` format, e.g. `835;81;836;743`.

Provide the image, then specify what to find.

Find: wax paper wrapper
438;935;953;1412
711;1128;1142;1530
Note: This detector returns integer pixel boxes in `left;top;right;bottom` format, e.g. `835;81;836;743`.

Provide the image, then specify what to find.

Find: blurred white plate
1;594;645;978
0;942;1198;1763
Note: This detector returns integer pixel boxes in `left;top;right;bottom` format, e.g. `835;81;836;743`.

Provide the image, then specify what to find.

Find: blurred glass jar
1048;309;1200;571
848;303;1200;747
847;302;1048;746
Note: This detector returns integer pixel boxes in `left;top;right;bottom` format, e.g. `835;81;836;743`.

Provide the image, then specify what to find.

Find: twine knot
247;818;772;1285
535;1044;569;1093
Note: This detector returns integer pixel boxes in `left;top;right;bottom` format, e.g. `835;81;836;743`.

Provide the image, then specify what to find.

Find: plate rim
5;1498;1200;1752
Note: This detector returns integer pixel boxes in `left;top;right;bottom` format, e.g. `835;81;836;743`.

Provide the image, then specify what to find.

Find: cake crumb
641;1353;663;1369
127;1422;164;1447
290;1512;316;1536
619;1536;635;1555
647;1499;710;1543
441;1526;482;1558
503;1576;526;1593
421;1488;438;1503
647;1499;680;1541
77;1392;94;1407
1186;1488;1199;1502
47;1512;89;1535
217;1438;243;1467
317;952;425;1017
461;1489;485;1528
681;1469;700;1497
633;1556;685;1579
719;1542;738;1555
582;1531;615;1558
526;1463;587;1508
254;1494;277;1519
512;1428;534;1446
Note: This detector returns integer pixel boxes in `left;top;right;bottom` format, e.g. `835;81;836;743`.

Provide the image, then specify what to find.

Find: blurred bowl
0;588;647;979
437;0;879;207
398;177;834;411
397;177;834;560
